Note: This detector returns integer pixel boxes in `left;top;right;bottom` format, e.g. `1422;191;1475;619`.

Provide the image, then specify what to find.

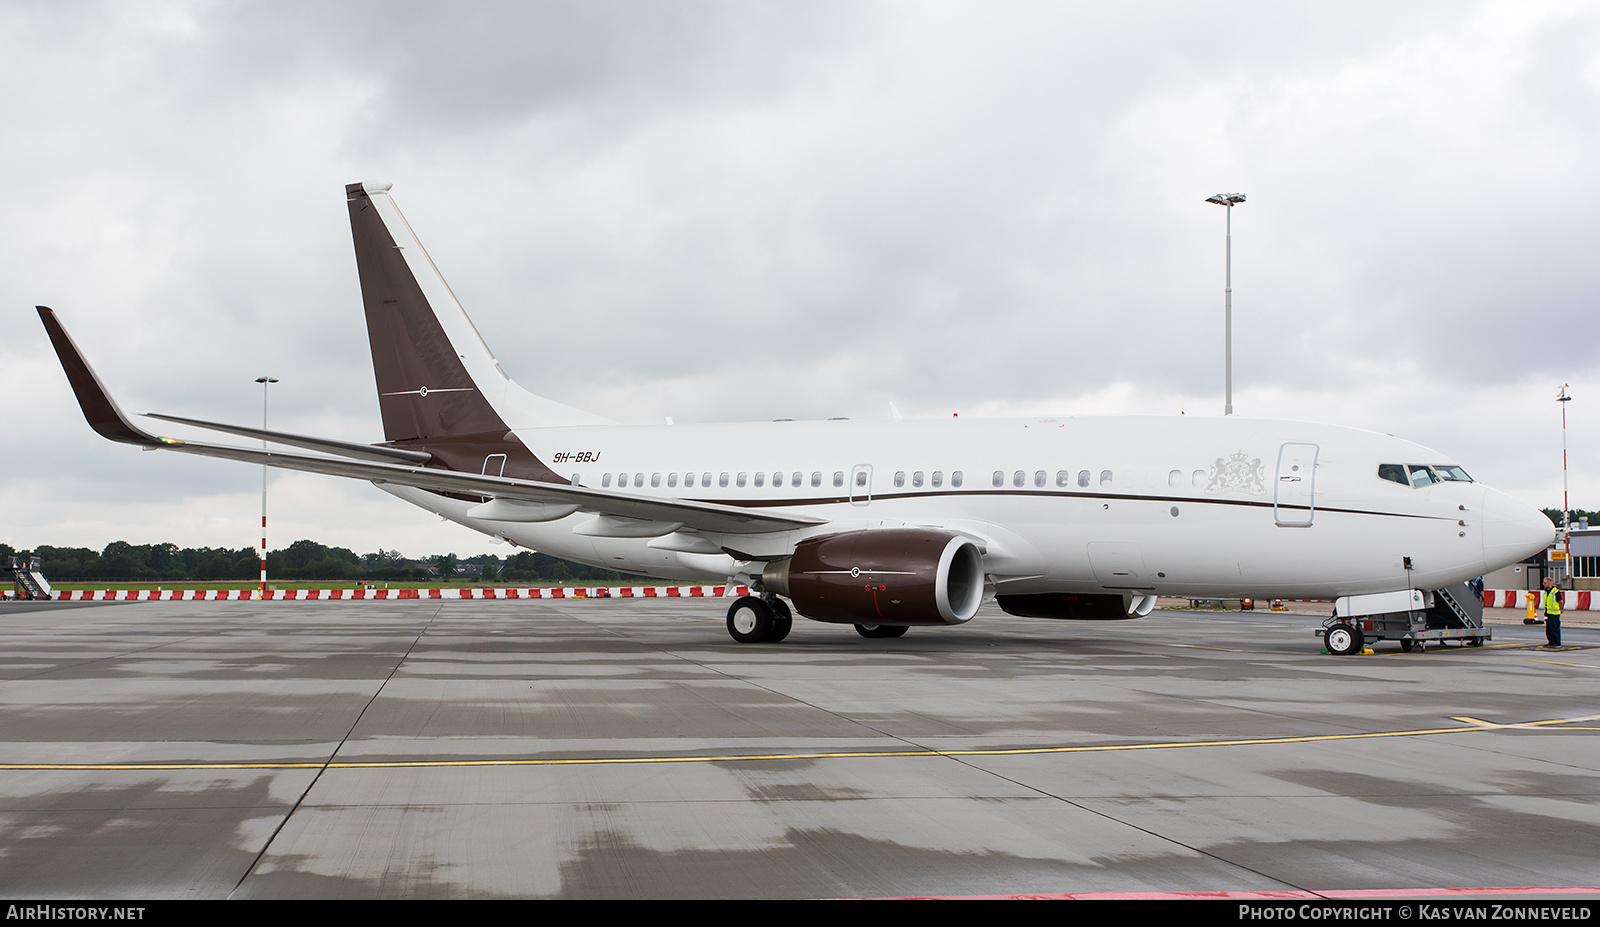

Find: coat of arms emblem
1206;451;1266;495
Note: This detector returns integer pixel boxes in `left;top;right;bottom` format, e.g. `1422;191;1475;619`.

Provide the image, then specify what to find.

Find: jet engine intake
761;529;985;626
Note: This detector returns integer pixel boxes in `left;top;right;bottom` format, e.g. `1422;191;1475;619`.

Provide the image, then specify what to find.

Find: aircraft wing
38;306;826;535
143;412;433;465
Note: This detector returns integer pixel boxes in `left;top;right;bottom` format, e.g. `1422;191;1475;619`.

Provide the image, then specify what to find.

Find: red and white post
255;376;277;599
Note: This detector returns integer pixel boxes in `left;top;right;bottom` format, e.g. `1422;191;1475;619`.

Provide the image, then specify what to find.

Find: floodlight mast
255;376;278;598
1206;193;1246;415
1559;384;1572;584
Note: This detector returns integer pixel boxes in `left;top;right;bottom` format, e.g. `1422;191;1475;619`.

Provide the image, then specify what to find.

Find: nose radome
1481;488;1555;573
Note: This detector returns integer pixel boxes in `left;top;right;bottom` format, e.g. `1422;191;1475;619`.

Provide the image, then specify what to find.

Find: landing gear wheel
1325;622;1362;656
855;623;910;639
727;596;773;644
765;598;793;643
1399;638;1415;652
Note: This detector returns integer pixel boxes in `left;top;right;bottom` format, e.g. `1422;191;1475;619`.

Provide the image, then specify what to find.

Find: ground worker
1542;577;1563;648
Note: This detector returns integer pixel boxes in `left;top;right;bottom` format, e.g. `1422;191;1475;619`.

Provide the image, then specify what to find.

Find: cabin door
1274;443;1318;527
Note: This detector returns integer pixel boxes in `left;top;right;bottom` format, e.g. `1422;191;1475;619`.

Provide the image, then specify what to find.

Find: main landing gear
726;595;792;644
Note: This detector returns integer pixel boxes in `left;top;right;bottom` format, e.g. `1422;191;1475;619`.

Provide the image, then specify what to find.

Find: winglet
36;306;163;447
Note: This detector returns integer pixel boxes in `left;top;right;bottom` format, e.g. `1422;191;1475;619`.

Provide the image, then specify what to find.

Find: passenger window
683;472;694;488
1169;470;1182;488
894;471;906;487
1034;470;1046;487
811;471;822;488
651;473;661;488
1013;470;1025;487
912;471;924;487
1378;464;1408;486
702;472;712;487
1193;470;1205;488
952;471;963;487
993;470;1005;487
855;470;868;487
719;472;729;488
772;471;783;487
1078;470;1090;488
740;472;750;487
1056;470;1070;487
753;472;764;487
634;473;644;488
791;472;801;487
931;471;943;487
834;471;845;488
1100;470;1113;488
602;473;612;488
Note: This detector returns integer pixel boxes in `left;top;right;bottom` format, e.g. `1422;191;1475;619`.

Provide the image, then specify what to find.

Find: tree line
1;539;648;584
1542;508;1600;528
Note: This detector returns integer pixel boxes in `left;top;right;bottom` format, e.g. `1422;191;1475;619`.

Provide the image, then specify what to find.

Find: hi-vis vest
1544;587;1564;616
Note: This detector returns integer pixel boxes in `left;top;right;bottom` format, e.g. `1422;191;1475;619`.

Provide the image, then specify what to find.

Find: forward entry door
1274;443;1318;527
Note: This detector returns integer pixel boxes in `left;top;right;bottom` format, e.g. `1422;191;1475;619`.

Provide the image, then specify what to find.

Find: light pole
1559;383;1572;585
255;376;278;598
1206;193;1246;415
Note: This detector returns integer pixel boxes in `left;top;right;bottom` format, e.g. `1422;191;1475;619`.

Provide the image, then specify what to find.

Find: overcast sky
4;0;1599;558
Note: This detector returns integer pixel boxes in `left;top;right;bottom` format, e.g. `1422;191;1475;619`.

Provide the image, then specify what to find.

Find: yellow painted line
3;713;1596;773
1530;659;1600;669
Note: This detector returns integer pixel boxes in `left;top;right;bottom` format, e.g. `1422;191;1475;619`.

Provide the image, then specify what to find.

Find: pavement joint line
9;712;1596;773
228;603;443;898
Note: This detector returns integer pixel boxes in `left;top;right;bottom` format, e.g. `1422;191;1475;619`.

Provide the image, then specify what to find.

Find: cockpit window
1433;465;1473;482
1378;464;1408;486
1407;464;1439;488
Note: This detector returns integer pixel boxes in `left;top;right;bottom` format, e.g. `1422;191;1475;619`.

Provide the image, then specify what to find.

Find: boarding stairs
7;556;52;601
1429;581;1484;632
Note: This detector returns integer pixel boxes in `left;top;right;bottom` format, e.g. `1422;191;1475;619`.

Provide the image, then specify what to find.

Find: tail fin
345;181;609;443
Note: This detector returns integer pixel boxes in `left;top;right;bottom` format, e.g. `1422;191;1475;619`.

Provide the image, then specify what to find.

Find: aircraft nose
1481;488;1555;572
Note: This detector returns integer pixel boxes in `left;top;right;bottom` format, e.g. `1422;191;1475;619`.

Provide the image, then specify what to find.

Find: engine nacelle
761;529;985;626
995;592;1156;620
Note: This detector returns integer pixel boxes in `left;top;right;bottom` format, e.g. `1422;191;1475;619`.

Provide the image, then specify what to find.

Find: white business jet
37;182;1554;647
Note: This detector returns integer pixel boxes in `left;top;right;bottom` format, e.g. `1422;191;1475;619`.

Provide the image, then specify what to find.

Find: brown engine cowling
761;529;986;626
